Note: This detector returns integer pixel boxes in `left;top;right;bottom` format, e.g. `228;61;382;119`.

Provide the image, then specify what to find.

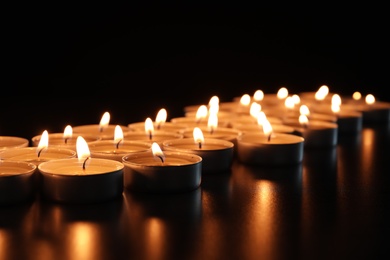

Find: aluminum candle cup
38;158;124;204
284;119;339;147
162;138;234;174
236;133;304;165
334;110;363;133
88;140;152;162
122;151;202;193
231;123;295;135
0;160;37;205
0;136;29;149
72;124;131;140
31;133;101;151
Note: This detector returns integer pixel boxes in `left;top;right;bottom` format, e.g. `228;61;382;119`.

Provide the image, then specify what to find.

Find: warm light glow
193;127;204;145
207;112;218;133
331;94;342;106
63;125;73;140
155;108;167;128
277;87;288;99
209;96;219;107
209;104;219;114
196;105;208;120
262;119;273;136
99;112;110;131
250;102;261;118
151;142;165;162
253;90;264;101
315;85;329;101
145;117;154;136
299;105;310;116
76;136;91;162
37;130;49;155
256;111;267;126
240;94;251;106
365;94;375;105
353;91;362;101
114;125;124;143
292;94;300;105
299;114;309;126
331;104;340;113
284;96;295;109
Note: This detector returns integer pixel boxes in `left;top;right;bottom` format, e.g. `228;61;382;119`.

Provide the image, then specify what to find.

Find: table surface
1;122;389;260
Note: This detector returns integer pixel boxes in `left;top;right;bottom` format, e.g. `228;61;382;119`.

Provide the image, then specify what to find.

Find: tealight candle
88;125;152;162
0;136;29;149
31;125;101;151
38;136;124;203
162;127;234;174
122;142;202;193
72;111;131;140
128;111;188;134
236;132;304;165
0;160;37;205
284;115;338;147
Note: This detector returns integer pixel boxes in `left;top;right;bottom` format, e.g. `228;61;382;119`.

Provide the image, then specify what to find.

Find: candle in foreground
122;142;202;193
0;136;30;150
38;136;124;204
162;127;234;174
0;160;37;205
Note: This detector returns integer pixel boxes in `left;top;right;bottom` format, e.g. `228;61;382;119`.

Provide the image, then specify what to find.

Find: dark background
2;4;387;139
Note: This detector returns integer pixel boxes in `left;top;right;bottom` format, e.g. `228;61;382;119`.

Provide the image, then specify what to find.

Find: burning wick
37;147;45;158
157;155;164;163
148;131;153;140
64;137;69;144
267;134;272;142
115;139;123;149
198;142;202;149
82;157;90;170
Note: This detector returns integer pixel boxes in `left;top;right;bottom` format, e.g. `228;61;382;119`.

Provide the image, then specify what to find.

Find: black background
2;4;388;139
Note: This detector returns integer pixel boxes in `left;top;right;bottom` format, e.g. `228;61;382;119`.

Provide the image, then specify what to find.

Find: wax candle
346;94;390;123
284;115;339;147
0;136;29;149
236;132;304;165
31;125;101;151
162;127;234;174
88;126;152;162
38;136;124;203
122;142;202;193
72;111;131;140
0;160;37;205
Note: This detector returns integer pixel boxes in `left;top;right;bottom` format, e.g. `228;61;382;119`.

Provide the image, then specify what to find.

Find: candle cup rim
0;136;30;149
162;138;234;151
122;150;202;166
0;160;37;176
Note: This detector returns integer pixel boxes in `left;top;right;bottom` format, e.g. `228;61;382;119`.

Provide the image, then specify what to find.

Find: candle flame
365;94;375;105
196;105;208;123
292;94;300;105
277;87;288;100
144;117;154;139
155;108;167;129
284;96;295;109
240;94;251;106
315;85;329;101
352;91;362;101
262;119;273;141
207;112;218;134
99;112;110;132
63;125;73;144
256;111;267;127
299;114;309;127
299;105;310;116
37;130;49;157
331;94;342;106
253;90;264;101
114;125;124;149
250;102;261;118
331;104;340;114
151;142;165;163
209;96;220;107
76;136;91;169
193;127;204;149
